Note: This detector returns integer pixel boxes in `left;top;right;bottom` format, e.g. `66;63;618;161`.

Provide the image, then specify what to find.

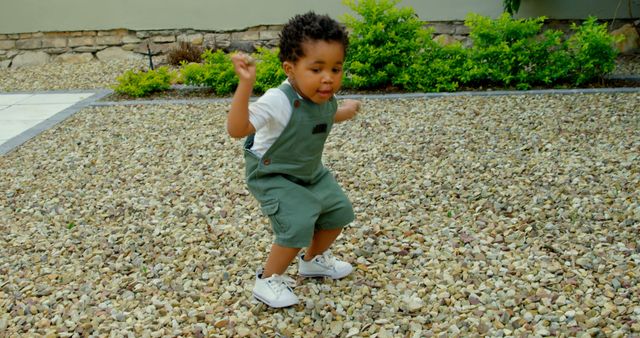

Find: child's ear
283;61;294;77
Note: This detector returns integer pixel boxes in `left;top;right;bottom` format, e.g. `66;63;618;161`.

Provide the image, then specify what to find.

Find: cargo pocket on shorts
260;200;286;233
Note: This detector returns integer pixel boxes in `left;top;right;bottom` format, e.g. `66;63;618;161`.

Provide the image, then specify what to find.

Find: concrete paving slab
0;120;43;140
17;93;94;105
0;90;111;156
0;94;31;105
0;103;75;121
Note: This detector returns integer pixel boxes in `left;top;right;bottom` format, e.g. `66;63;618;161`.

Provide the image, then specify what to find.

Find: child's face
283;40;345;104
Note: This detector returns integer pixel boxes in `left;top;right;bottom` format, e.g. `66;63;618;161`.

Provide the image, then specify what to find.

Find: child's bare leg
262;244;301;278
304;228;342;260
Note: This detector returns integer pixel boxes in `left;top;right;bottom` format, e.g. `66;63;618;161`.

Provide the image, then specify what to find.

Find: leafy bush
113;66;175;97
167;42;203;66
180;62;207;86
180;48;286;95
341;0;429;90
395;40;467;92
462;13;617;89
567;16;620;85
180;49;238;95
466;13;544;49
253;47;287;94
518;29;572;86
114;2;620;97
462;13;569;89
340;1;617;91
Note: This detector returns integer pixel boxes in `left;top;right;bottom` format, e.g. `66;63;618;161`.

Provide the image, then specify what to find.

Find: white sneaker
298;250;353;279
252;269;299;308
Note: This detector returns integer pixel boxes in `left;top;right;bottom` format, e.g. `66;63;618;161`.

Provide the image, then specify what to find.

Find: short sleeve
249;88;290;132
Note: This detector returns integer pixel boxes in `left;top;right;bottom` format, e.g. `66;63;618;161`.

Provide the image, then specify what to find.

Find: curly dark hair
278;12;349;63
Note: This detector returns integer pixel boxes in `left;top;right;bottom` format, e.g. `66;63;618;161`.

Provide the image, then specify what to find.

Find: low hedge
114;1;621;97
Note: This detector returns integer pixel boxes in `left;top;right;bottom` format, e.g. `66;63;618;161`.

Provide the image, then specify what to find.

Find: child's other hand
231;52;256;83
338;99;361;121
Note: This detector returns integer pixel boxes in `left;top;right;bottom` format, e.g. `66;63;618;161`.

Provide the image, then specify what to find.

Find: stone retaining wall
1;20;637;68
0;25;286;68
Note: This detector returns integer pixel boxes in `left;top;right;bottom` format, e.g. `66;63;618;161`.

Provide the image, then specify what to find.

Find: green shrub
395;40;467;92
113;66;175;97
180;49;238;95
115;8;620;97
341;1;617;92
567;16;620;85
461;13;618;89
462;13;580;89
520;29;572;87
253;47;287;94
181;48;286;95
179;62;206;86
463;13;565;89
466;13;544;49
341;0;429;90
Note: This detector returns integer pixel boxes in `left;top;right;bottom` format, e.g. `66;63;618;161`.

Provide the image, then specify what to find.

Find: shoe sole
299;268;353;280
252;292;298;308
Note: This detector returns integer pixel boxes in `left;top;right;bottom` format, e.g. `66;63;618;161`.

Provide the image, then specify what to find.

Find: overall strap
245;83;295;151
278;82;300;104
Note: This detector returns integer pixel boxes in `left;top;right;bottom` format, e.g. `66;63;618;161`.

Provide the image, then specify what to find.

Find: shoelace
267;274;296;295
316;250;338;270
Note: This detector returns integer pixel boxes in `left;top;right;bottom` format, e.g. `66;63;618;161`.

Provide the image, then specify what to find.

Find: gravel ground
613;54;640;76
0;60;149;92
1;78;640;337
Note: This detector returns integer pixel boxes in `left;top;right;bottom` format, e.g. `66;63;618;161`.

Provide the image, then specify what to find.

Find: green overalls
244;83;354;248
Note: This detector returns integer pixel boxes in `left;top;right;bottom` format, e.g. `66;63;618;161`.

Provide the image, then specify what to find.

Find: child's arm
334;99;361;123
227;53;257;138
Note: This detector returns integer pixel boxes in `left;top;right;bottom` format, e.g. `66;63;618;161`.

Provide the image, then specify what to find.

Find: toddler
228;11;361;308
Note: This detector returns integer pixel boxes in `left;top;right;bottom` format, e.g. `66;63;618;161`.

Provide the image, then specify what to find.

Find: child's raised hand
231;52;256;83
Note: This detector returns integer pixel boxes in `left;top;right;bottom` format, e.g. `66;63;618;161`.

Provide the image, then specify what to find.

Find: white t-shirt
248;81;296;157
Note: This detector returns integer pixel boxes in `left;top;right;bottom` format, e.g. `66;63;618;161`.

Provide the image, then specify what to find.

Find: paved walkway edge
93;86;640;106
0;90;111;156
